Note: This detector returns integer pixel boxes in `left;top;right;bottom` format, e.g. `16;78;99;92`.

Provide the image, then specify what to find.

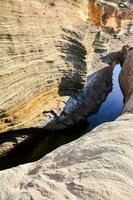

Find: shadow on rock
0;66;114;170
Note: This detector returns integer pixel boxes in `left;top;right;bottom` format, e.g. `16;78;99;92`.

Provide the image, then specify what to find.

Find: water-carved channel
0;64;124;170
86;64;124;131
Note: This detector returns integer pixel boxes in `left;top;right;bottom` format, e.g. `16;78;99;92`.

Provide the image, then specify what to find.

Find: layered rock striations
0;0;132;133
0;1;133;199
0;0;89;134
93;30;110;53
0;0;132;159
0;0;132;137
0;46;133;200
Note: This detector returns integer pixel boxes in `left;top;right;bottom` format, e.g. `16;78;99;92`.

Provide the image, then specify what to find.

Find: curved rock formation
0;46;133;199
0;1;133;199
0;0;89;134
0;0;132;158
0;0;132;137
0;66;114;169
0;0;132;160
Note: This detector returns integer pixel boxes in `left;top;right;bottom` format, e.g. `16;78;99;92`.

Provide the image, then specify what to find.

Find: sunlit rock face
0;0;95;157
0;0;132;136
0;0;90;135
88;0;103;26
0;0;132;134
88;0;133;33
0;0;132;160
0;1;133;199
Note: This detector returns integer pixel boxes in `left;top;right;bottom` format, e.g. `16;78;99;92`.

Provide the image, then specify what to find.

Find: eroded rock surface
0;0;92;156
0;0;132;157
0;0;89;134
88;0;133;34
120;48;133;112
0;1;133;199
0;0;132;135
0;46;133;200
93;30;110;53
0;113;133;200
0;66;114;169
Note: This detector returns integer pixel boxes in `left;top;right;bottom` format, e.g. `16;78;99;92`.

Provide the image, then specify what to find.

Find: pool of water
0;64;125;170
86;64;124;131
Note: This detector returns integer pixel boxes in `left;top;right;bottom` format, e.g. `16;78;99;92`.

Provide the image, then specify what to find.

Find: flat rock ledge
0;113;133;200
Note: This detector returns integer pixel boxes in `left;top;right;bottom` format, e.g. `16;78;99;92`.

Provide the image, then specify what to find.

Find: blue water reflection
87;64;124;131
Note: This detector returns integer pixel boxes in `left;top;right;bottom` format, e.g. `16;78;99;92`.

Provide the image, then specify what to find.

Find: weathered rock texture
0;1;133;199
0;66;114;169
52;66;113;128
93;30;110;53
88;0;133;33
0;0;132;136
120;48;133;112
0;0;89;134
0;113;133;200
0;48;133;199
0;0;132;160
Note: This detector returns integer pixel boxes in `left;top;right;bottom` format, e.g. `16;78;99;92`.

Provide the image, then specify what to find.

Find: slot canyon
0;0;133;199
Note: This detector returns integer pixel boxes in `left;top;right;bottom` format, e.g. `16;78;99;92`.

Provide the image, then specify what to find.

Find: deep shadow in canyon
0;63;124;170
0;121;89;170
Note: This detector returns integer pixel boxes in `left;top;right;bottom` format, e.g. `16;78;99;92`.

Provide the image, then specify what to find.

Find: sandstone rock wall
0;0;89;133
0;0;132;135
0;46;133;199
0;1;133;199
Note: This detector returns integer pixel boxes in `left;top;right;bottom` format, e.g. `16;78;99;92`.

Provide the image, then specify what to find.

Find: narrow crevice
0;63;124;171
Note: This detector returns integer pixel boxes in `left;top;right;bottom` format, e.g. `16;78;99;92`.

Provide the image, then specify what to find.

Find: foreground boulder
0;113;133;200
